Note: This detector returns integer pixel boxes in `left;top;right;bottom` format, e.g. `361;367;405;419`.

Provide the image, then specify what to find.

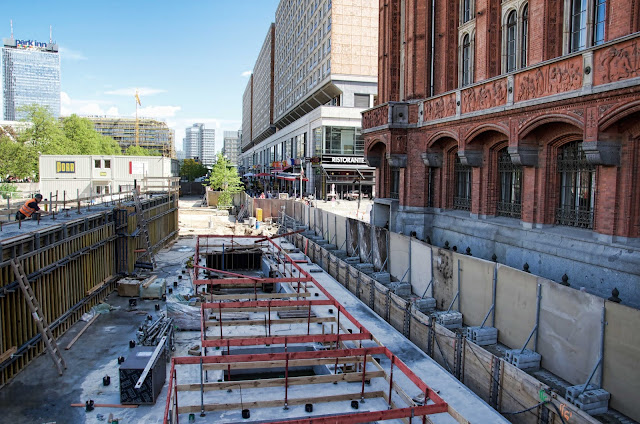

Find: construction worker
16;194;43;221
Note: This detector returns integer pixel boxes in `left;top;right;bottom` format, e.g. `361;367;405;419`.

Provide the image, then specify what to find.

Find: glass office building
2;38;60;121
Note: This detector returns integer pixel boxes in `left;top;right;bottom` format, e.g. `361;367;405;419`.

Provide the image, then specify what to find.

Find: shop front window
322;126;364;155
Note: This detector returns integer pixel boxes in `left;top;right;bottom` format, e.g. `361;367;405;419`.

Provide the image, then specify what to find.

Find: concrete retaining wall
258;199;640;422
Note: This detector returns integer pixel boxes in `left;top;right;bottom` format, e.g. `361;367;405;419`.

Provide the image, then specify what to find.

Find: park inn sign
322;156;366;165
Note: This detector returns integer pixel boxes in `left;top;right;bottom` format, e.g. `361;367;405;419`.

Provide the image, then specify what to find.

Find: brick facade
364;0;640;240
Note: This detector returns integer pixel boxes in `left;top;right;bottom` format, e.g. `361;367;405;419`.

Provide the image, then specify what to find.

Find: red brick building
362;0;640;305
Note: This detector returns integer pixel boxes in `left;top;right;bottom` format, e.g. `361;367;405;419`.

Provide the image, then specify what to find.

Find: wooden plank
141;275;158;289
177;370;386;392
0;346;16;364
177;390;385;414
86;275;114;296
65;314;99;350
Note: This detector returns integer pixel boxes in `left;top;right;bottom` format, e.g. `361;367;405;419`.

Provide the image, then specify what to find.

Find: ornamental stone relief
594;38;640;85
423;93;456;121
514;56;582;102
460;79;508;114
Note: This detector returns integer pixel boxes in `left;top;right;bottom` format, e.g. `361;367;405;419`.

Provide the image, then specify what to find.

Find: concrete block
390;282;412;297
466;326;498;346
332;250;347;259
371;272;391;284
345;257;361;265
565;384;597;402
308;265;323;273
414;297;436;313
316;240;329;246
324;244;337;251
506;349;541;370
355;263;374;275
433;311;463;329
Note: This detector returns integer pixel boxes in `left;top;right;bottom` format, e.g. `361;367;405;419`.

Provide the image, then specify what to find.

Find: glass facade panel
594;0;606;45
570;0;588;52
322;126;364;155
2;44;61;120
507;11;517;72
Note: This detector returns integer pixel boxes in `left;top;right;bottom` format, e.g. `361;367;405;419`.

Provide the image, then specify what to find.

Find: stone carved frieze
362;104;389;130
514;56;582;102
423;93;456;122
594;38;640;85
461;79;508;114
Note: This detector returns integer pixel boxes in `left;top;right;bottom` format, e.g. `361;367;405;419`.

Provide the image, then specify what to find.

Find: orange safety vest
19;198;38;217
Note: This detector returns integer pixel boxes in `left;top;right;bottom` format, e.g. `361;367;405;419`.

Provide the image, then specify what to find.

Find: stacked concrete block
504;349;541;370
390;282;412;297
432;311;463;329
345;257;361;265
465;326;498;346
371;272;391;285
316;239;329;246
566;385;610;415
355;263;374;275
414;297;436;314
332;250;348;259
324;244;337;251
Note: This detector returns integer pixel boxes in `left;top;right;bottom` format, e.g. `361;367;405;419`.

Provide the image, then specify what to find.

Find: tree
207;153;243;208
61;114;122;155
125;145;161;156
0;135;32;180
180;159;208;182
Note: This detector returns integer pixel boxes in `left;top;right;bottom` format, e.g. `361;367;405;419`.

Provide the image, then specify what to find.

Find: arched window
506;11;517;72
497;148;522;218
462;0;472;23
454;155;471;211
521;4;529;67
570;0;588;52
556;141;595;228
462;34;471;87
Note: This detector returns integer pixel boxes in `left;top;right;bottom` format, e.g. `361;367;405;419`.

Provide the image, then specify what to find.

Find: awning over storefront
275;172;308;182
318;164;375;183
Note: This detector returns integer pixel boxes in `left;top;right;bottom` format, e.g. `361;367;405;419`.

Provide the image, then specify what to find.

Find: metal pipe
446;291;459;313
480;304;495;328
491;264;498;327
457;260;461;313
533;283;541;352
598;305;606;388
579;357;603;396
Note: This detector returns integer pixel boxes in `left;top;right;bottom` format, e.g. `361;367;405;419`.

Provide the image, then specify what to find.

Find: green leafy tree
207;153;243;208
0;136;32;180
61;114;122;155
18;105;67;177
180;158;208;182
125;145;161;156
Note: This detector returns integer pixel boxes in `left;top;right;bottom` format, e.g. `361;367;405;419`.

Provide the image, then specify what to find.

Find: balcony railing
363;33;640;131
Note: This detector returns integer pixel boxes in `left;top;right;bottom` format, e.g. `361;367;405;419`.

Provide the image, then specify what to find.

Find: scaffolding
164;235;471;424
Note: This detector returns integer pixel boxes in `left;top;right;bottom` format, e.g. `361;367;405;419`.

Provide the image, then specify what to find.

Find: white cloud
60;91;120;117
58;47;87;61
134;105;181;119
104;87;167;96
241;70;252;77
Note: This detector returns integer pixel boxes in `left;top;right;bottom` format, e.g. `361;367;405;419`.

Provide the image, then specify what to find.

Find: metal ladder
132;189;156;270
237;203;249;222
10;259;66;375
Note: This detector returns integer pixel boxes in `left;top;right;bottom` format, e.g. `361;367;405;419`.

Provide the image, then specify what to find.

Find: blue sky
3;0;281;151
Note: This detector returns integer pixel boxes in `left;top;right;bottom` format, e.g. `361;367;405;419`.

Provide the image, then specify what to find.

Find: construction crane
135;88;141;146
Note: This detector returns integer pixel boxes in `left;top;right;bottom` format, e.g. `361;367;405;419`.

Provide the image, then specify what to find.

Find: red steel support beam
253;229;305;243
202;332;372;348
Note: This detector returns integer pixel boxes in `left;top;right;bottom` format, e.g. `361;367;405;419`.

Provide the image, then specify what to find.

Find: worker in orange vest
16;193;43;221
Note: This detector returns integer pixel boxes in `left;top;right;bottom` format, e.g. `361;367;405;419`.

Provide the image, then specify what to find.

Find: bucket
249;217;257;227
